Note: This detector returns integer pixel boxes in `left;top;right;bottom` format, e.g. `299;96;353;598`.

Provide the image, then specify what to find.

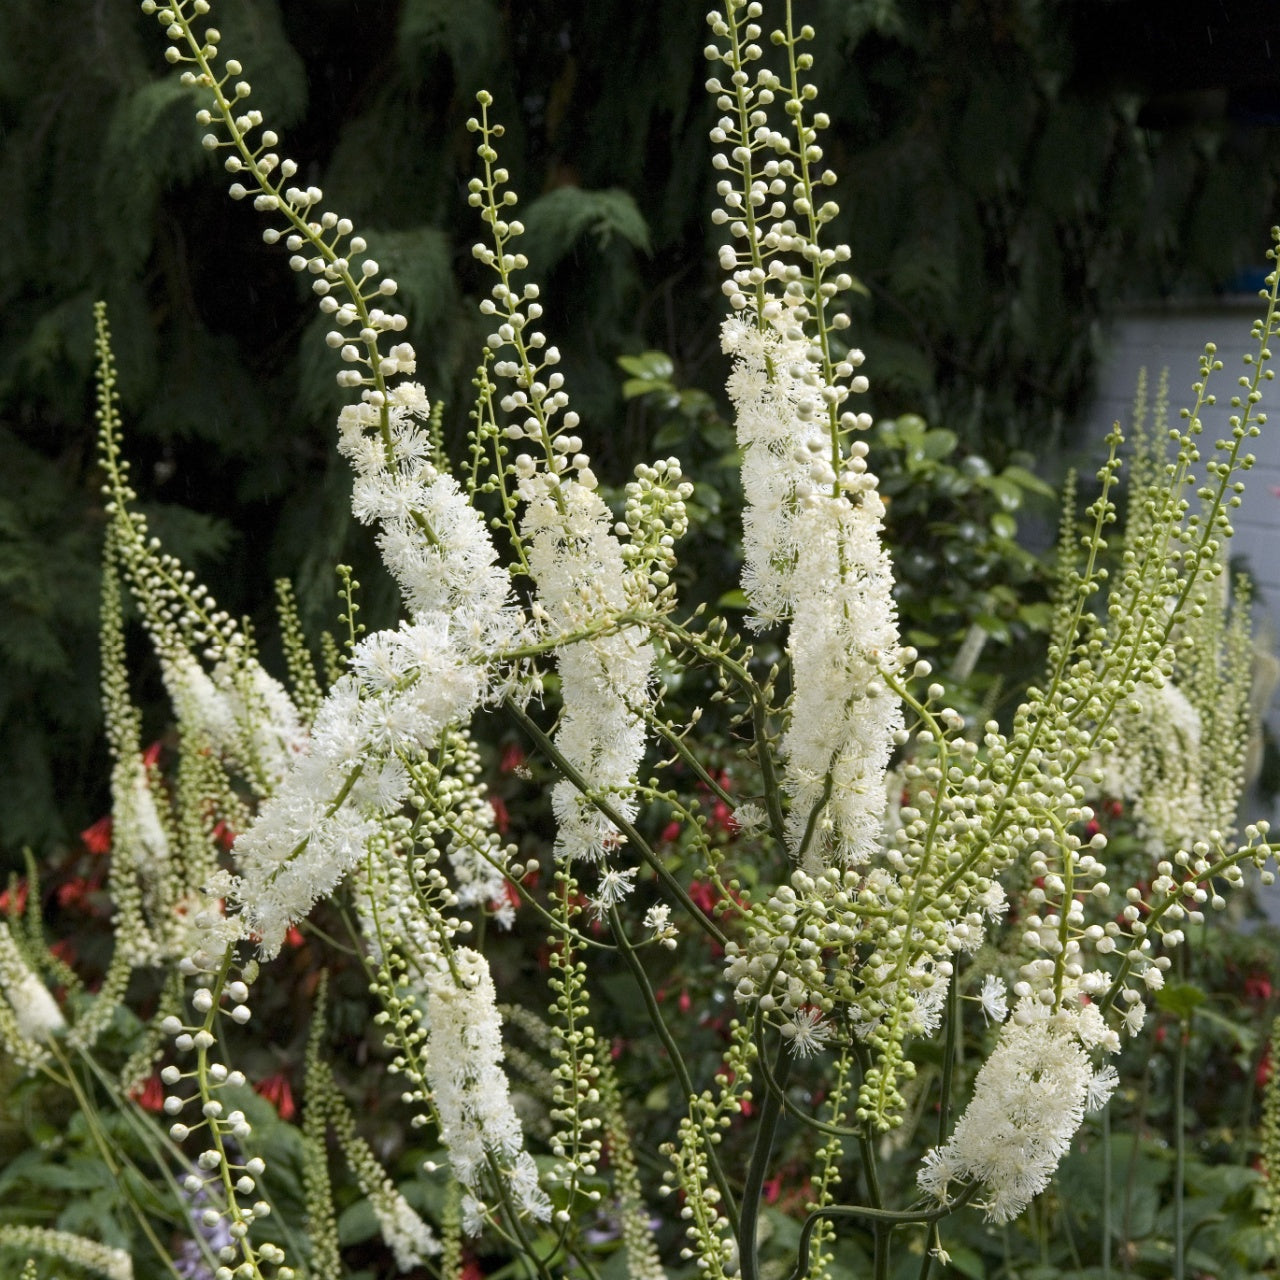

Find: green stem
740;1036;792;1280
1174;1016;1188;1280
505;697;727;947
784;1185;981;1280
1102;1102;1112;1278
607;905;740;1237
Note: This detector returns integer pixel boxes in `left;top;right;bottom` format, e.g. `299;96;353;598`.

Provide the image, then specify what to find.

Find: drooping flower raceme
918;997;1118;1222
0;924;64;1068
424;948;552;1228
231;620;487;956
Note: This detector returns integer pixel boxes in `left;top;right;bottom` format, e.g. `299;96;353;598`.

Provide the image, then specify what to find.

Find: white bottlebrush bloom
370;1185;440;1272
524;480;652;865
721;308;831;627
0;1226;132;1280
918;999;1110;1222
782;495;903;868
162;649;307;792
424;948;551;1228
0;923;64;1045
1091;680;1205;857
233;620;487;955
338;386;521;657
110;755;170;875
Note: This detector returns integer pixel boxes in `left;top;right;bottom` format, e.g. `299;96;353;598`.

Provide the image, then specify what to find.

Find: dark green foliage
2;0;1277;860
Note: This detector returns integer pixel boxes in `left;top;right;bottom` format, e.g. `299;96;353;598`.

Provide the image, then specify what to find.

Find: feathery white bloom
1086;1063;1120;1113
782;495;903;867
424;948;550;1229
0;924;63;1046
371;1187;440;1272
918;999;1100;1222
589;866;636;918
162;650;305;791
979;975;1008;1026
781;1007;833;1058
1091;681;1204;857
338;387;521;656
721;309;830;627
233;621;486;955
524;481;652;864
731;801;767;835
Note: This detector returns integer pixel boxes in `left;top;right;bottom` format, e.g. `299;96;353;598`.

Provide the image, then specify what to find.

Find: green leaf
1001;463;1056;497
718;589;750;610
974;473;1023;511
990;511;1017;539
921;428;958;460
520;187;652;277
617;351;674;380
1155;982;1207;1019
944;1245;987;1279
336;1196;379;1246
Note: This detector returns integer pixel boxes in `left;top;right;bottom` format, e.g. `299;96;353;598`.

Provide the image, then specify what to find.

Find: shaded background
2;0;1279;858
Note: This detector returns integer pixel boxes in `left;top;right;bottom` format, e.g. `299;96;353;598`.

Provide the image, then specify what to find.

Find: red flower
255;1073;296;1122
1245;971;1273;1002
1259;1046;1272;1090
284;925;306;950
50;939;77;967
142;741;163;768
57;877;91;909
499;743;526;774
678;990;692;1014
688;881;717;914
80;816;113;856
131;1073;166;1113
0;879;28;915
211;821;237;851
459;1257;485;1280
489;795;510;835
661;820;682;844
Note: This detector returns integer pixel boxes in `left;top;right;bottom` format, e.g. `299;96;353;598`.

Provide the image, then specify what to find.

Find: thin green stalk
741;1038;792;1280
608;905;740;1237
485;1153;558;1280
784;1185;982;1280
505;697;727;947
1102;1102;1112;1278
1174;1016;1188;1280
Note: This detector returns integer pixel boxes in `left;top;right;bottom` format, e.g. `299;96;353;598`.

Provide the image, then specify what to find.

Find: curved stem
784;1184;982;1280
505;697;727;947
752;1014;864;1139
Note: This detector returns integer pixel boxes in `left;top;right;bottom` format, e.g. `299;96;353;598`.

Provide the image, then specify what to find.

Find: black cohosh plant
0;2;1278;1278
